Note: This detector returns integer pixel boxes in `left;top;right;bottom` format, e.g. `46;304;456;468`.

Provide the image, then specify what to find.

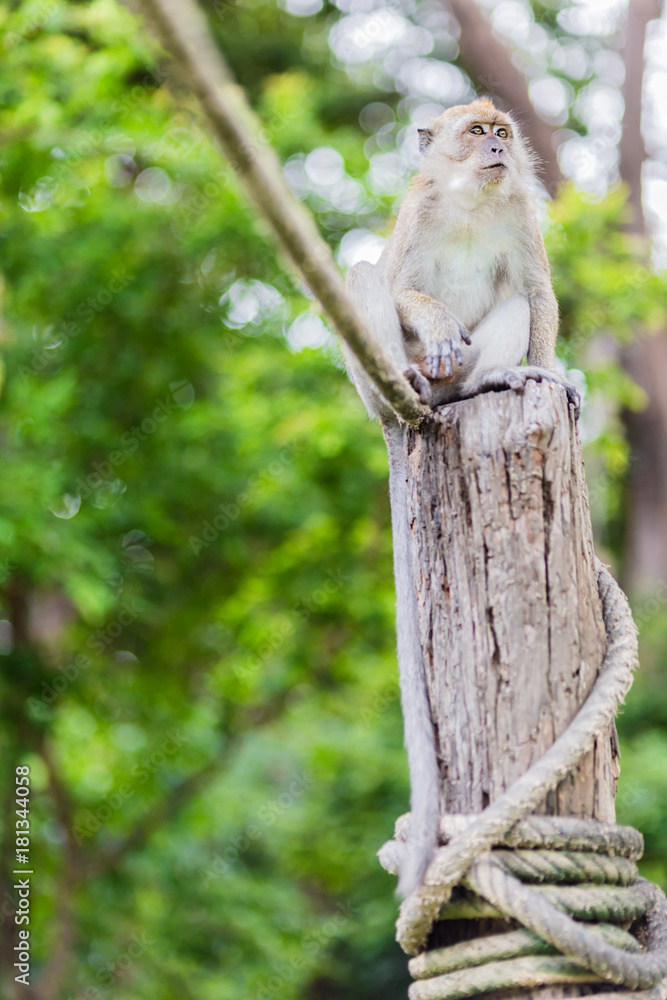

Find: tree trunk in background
623;335;667;589
619;0;659;235
619;0;667;594
405;384;618;988
445;0;562;195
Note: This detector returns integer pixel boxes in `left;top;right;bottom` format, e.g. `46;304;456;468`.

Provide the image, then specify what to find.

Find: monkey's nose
490;145;504;155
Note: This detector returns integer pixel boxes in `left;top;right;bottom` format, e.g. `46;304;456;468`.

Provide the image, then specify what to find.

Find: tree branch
618;1;667;591
446;0;562;195
131;0;427;426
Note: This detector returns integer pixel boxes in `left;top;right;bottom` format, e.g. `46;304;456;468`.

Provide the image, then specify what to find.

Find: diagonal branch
131;0;427;426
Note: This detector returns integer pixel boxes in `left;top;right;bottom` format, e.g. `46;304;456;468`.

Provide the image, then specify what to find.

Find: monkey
344;98;579;899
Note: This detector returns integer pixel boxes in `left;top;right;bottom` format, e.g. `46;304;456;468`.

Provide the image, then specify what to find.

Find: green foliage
548;186;667;356
0;2;409;996
545;196;667;865
545;186;667;549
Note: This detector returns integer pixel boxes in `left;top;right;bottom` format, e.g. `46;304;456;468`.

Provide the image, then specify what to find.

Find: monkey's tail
383;419;440;898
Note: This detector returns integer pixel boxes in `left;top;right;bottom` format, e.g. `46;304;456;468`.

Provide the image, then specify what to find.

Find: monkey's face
460;120;513;185
418;102;528;195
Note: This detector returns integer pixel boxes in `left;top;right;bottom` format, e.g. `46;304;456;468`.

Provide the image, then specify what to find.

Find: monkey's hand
396;292;471;379
463;366;581;418
419;323;471;380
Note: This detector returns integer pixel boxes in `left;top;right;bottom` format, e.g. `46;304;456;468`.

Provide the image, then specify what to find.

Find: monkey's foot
465;367;581;418
519;366;581;418
404;366;432;405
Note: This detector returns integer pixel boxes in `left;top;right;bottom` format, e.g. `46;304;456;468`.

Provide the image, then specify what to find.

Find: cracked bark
404;383;618;994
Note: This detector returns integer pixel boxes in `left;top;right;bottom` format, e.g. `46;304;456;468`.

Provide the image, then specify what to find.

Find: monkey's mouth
484;163;506;169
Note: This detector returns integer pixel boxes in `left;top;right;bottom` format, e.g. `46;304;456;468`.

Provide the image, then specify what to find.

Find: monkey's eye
469;125;484;135
495;128;508;138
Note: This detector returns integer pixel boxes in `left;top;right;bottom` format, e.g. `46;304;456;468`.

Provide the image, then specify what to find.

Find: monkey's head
417;99;535;194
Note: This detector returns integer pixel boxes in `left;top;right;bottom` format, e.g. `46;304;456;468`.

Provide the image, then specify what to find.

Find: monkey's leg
344;262;431;418
457;295;581;413
383;420;440;898
457;295;576;411
426;295;528;407
465;294;531;383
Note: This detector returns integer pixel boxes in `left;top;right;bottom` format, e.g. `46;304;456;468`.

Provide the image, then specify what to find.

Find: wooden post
405;382;619;961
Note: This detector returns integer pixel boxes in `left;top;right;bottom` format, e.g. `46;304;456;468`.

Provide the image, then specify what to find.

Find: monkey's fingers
487;367;528;391
469;368;527;394
544;374;581;419
405;366;432;406
442;343;453;377
425;340;465;378
426;343;446;378
458;324;472;346
426;348;441;378
565;384;581;419
506;370;527;390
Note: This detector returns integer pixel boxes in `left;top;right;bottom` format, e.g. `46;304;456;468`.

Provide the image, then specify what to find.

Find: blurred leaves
0;2;408;997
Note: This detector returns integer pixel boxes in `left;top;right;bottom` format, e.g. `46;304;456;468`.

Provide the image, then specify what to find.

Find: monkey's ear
418;128;434;154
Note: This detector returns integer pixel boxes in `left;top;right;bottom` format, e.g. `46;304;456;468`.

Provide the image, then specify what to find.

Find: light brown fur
346;98;577;413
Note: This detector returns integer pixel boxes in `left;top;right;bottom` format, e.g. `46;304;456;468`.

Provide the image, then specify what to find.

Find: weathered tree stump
405;381;619;992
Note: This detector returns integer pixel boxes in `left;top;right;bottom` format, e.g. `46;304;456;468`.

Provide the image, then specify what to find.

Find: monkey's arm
526;281;558;369
524;274;581;414
394;288;472;380
514;228;580;413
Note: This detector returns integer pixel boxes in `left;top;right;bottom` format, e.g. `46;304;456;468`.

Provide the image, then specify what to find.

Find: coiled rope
377;563;667;999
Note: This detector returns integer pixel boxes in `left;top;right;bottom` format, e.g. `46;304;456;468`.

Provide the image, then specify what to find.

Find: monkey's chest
422;234;516;329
